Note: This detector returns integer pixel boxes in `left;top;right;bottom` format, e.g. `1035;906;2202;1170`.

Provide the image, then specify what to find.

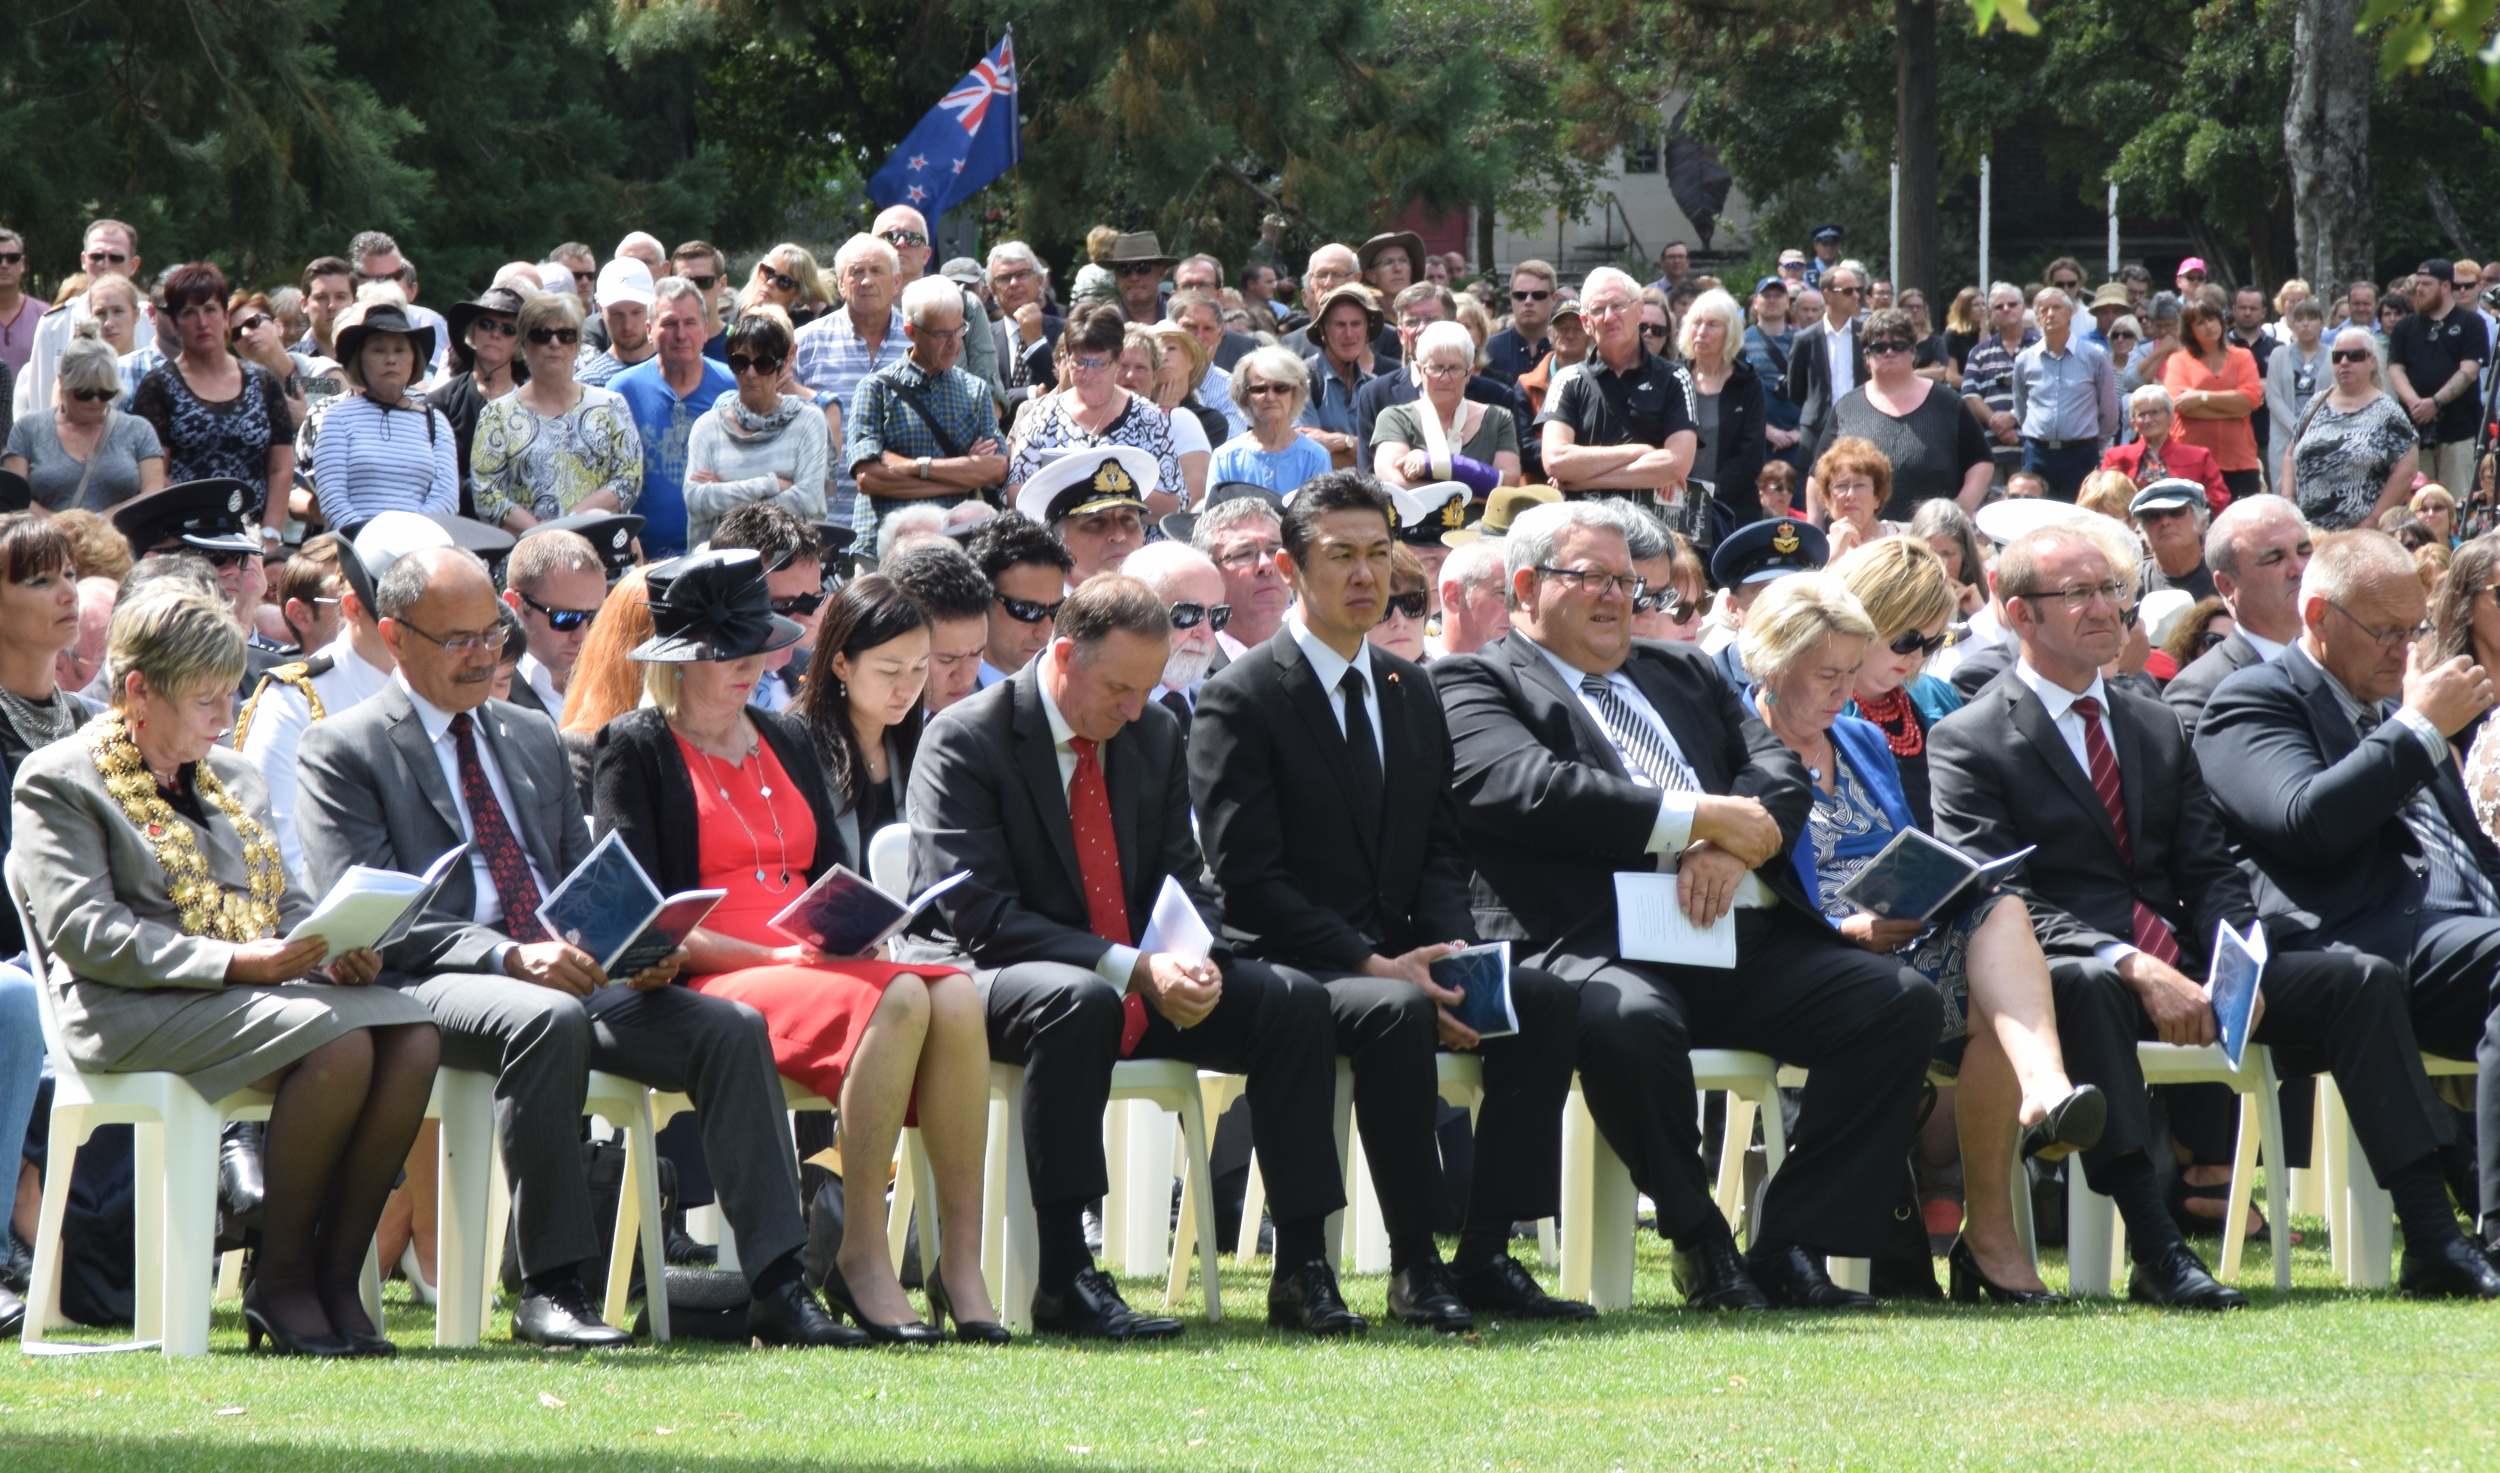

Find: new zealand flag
866;32;1021;218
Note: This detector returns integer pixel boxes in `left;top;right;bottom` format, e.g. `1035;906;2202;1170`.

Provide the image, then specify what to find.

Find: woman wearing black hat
430;286;530;521
128;263;293;548
593;556;1002;1344
306;302;457;533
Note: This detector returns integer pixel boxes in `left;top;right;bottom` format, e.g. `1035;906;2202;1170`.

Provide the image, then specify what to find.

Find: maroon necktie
449;711;547;943
1068;736;1147;1055
2069;696;2181;966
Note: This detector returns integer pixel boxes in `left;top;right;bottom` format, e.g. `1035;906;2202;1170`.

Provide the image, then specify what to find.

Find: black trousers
2388;913;2500;1218
1540;907;1943;1259
1311;966;1578;1243
2049;948;2449;1196
983;957;1346;1225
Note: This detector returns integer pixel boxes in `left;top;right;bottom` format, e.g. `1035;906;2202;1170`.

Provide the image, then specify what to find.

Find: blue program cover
2207;920;2268;1070
1835;828;2035;923
535;831;665;973
768;866;971;958
608;889;726;978
1430;942;1517;1040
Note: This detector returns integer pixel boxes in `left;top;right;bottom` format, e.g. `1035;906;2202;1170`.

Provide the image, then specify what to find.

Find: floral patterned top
2288;393;2416;531
129;358;294;492
1005;391;1182;502
469;385;643;528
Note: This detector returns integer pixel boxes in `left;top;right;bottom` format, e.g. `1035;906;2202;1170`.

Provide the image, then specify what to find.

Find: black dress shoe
819;1264;945;1346
2126;1242;2249;1311
512;1280;636;1348
1031;1266;1185;1342
2398;1236;2500;1301
1452;1254;1598;1321
0;1281;26;1339
1267;1258;1367;1337
1671;1236;1771;1311
0;1227;31;1295
1385;1261;1474;1333
1745;1243;1879;1310
748;1278;871;1346
1946;1238;2068;1307
2020;1085;2108;1163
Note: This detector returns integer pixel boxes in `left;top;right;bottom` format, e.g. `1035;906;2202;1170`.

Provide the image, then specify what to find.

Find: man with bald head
2162;495;2313;739
295;546;863;1348
872;202;1000;399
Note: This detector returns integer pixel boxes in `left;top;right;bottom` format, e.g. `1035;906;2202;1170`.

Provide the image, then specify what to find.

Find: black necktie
1340;667;1384;811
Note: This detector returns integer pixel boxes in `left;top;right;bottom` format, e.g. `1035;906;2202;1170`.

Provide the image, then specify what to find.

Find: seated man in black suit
2194;529;2500;1287
905;575;1360;1339
1435;499;1943;1311
1932;526;2496;1305
2161;493;2311;741
1192;472;1591;1330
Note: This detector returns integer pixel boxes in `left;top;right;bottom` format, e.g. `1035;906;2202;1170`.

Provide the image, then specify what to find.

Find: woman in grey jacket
684;308;828;548
2263;298;2330;489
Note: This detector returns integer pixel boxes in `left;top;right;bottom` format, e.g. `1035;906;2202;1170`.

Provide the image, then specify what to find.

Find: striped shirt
308;393;460;528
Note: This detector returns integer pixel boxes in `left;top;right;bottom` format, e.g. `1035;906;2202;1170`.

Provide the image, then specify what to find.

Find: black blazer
993;315;1064;403
1190;628;1473;973
2193;646;2500;959
1929;669;2254;970
1780;316;1866;458
502;674;553;721
2160;629;2263;741
904;658;1227;973
592;706;847;901
1688;356;1771;541
1434;631;1813;962
1947;637;2017;702
1212;330;1257;372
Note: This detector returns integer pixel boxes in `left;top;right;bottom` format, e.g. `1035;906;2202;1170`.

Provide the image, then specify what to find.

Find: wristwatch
916;456;932;480
259;526;284;547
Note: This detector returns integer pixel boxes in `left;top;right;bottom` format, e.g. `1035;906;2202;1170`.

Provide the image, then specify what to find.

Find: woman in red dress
594;554;1002;1344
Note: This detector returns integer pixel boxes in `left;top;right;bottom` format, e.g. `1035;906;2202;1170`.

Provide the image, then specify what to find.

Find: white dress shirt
241;632;392;885
1285;613;1383;765
515;653;562;715
2241;628;2288;663
1823;319;1856;401
1031;647;1142;986
396;673;552;931
1529;636;1773;908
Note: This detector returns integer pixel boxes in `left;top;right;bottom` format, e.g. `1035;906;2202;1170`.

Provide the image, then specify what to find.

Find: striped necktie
1579;672;1698;793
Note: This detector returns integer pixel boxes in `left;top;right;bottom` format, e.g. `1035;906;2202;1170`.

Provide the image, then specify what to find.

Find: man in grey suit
295;546;860;1349
1779;264;1866;463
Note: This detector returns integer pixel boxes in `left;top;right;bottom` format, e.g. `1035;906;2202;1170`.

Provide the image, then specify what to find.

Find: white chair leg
214;1249;246;1304
132;1118;167;1346
1347;1123;1389;1274
1713;1097;1756;1231
2065;1166;2118;1297
1560;1083;1637;1310
1167;1092;1221;1320
1001;1107;1036;1331
628;1100;669;1341
359;1237;385;1329
482;1136;511;1333
981;1090;1011;1310
1322;1062;1354;1270
1535;1217;1557;1269
158;1092;220;1358
23;1103;89;1345
2217;1090;2260;1283
434;1069;495;1347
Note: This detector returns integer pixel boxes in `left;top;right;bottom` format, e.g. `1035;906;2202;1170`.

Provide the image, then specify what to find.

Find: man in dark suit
295;547;863;1348
2194;529;2500;1285
1931;525;2497;1304
1435;499;1943;1311
496;525;613;721
1779;264;1867;462
904;575;1360;1339
1192;473;1592;1329
2162;493;2311;740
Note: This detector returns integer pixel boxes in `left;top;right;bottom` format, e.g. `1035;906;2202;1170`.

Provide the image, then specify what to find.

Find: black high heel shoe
1946;1238;2068;1308
926;1269;1012;1345
2019;1085;2108;1163
322;1305;398;1358
240;1285;355;1358
820;1264;944;1346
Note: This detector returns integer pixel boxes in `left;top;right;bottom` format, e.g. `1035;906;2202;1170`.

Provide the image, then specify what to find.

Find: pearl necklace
692;730;791;892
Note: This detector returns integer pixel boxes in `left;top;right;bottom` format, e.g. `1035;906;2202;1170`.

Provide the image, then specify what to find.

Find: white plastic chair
1558;1050;1784;1310
2065;1043;2290;1295
473;1069;668;1338
2316;1053;2478;1288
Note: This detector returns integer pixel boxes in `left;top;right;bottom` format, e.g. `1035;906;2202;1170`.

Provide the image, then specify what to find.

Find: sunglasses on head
728;352;786;377
996;591;1067;624
771;591;826;618
1382;590;1428;620
1511;289;1552;302
527;326;580;346
519;589;600;633
1889;628;1948;658
1168;601;1232;631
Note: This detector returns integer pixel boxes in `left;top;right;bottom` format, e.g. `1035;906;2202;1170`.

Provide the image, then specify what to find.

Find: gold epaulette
231;659;331;749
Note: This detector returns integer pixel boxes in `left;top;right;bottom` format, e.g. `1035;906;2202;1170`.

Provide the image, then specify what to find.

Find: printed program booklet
287;844;470;955
766;864;970;958
1431;941;1518;1039
2207;919;2268;1071
535;831;724;977
1834;829;2036;923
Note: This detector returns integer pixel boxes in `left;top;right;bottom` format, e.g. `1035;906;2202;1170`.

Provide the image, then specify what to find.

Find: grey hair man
1435;536;1511;658
1190;494;1290;655
1120;540;1230;719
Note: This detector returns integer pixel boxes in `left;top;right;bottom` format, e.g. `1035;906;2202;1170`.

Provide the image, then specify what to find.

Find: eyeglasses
67;387;113;403
1865;339;1914;357
764;268;802;293
392;618;504;658
2014;578;2128;610
681;273;719;291
995;267;1038;287
1382;590;1428;621
1243;380;1293;397
772;591;827;618
1167;601;1232;631
728;352;786;376
470;318;518;338
1534;565;1646;600
518;590;600;633
527;327;581;346
1420;362;1468;379
1827;284;1861;296
913;322;969;341
83;250;128;267
1064;354;1112;375
1632;587;1704;621
2330;349;2373;364
1213;542;1281;571
1511;289;1552;302
996;591;1067;624
2052;279;2082;292
1889;629;1948;658
1114;262;1162;278
2325;600;2431;653
882;229;929;248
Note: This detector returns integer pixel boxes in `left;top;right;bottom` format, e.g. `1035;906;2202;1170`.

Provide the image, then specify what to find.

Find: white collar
395;671;476;743
317;630;384;682
2011;658;2107;719
1527;631;1618;687
2241;628;2289;662
1286;611;1375;695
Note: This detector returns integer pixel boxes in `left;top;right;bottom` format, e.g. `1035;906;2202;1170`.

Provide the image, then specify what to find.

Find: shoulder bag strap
69;406;111;508
888;378;967;460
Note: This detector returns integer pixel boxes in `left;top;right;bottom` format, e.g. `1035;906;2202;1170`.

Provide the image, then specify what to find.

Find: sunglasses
83;251;128;266
2197;629;2232;652
1168;601;1232;632
728;352;786;376
681;273;719;291
1382;590;1428;620
527;327;581;346
470;318;519;338
1511;289;1553;302
2330;349;2373;364
571;270;598;286
764;268;802;293
200;549;258;569
68;387;114;403
770;591;827;618
1115;262;1163;278
0;252;22;266
357;266;408;284
1243;381;1293;397
882;229;929;248
519;590;601;633
1865;340;1914;357
1640;324;1671;339
1889;629;1948;658
996;591;1067;624
1632;588;1703;621
230;315;271;336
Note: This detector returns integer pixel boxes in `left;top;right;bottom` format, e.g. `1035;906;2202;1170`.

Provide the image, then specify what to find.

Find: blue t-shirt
1207;433;1334;496
608;355;736;558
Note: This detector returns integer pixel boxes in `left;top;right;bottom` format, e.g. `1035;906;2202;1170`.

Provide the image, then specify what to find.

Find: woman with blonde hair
471;291;643;532
1144;321;1230;478
1112;326;1206;506
4;326;164;510
740;243;831;327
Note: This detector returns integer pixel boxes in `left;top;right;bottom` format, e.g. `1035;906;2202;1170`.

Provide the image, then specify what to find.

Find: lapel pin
1386;672;1400;686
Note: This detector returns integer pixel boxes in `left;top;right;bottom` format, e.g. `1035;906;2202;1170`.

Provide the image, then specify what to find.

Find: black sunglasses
0;252;23;265
83;250;128;266
68;387;113;403
1889;629;1948;658
1633;587;1704;621
764;268;802;293
1383;590;1428;620
1168;601;1232;632
2197;628;2232;652
1115;262;1162;278
1511;289;1552;302
771;591;826;618
681;273;720;291
2330;349;2373;364
200;548;258;569
1865;339;1915;357
882;229;929;248
1640;324;1671;339
518;589;600;633
527;326;580;346
230;315;271;336
996;591;1067;624
470;318;519;338
728;352;786;377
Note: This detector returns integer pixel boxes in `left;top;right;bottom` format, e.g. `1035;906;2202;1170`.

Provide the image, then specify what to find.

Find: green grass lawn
7;1219;2499;1472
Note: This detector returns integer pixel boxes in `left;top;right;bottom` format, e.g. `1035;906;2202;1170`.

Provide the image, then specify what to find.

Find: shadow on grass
0;1435;1191;1473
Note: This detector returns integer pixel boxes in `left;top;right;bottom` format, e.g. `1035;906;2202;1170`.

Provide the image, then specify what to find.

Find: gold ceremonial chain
88;713;285;941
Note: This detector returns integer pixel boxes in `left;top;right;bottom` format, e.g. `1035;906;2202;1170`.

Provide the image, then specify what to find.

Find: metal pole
1977;154;1991;291
2107;182;2120;276
1889;162;1901;289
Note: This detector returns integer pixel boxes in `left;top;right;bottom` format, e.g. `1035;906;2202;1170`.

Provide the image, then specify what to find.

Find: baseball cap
2420;257;2455;283
1755;276;1789;295
597;258;656;310
2176;257;2209;277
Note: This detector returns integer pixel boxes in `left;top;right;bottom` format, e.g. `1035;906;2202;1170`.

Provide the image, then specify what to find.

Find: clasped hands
1130;951;1222;1029
1675;794;1781;927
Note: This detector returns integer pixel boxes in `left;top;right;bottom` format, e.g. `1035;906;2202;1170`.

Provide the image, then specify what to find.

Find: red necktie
1068;736;1147;1056
2069;696;2181;966
450;711;548;944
